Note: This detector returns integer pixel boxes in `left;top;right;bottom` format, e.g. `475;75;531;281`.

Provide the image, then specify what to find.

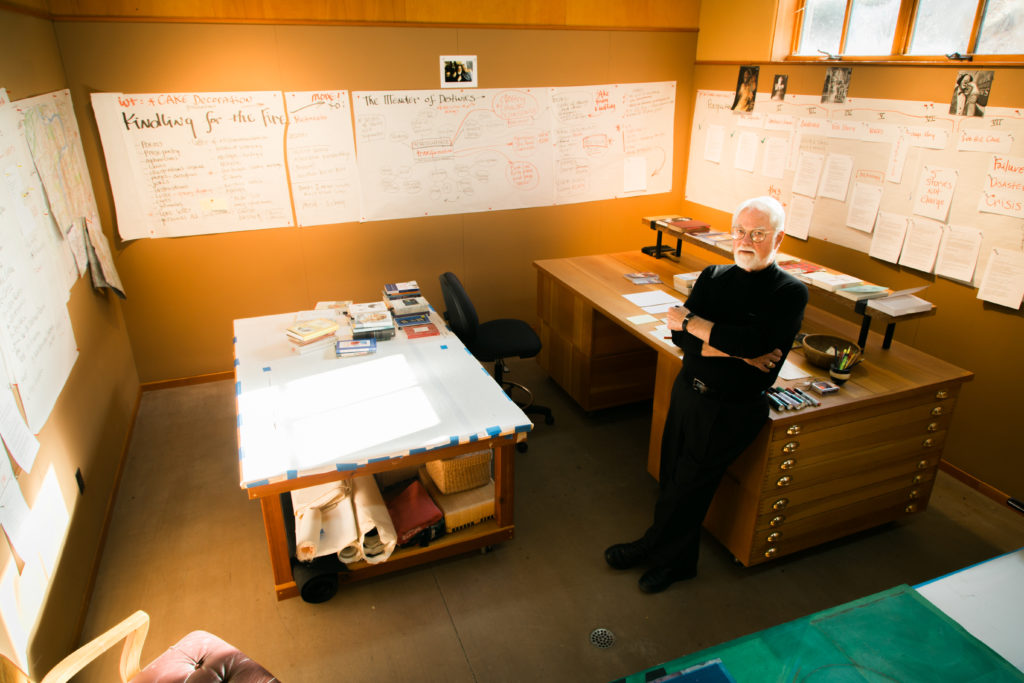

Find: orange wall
0;7;140;676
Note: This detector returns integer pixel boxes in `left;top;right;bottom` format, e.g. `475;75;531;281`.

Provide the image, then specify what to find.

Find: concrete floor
74;358;1024;682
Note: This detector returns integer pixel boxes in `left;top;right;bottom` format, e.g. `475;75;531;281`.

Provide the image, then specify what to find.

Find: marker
794;387;820;407
766;392;787;411
782;388;808;408
769;387;798;410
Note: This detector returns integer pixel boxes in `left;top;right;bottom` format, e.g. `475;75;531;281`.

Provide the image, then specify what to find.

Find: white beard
734;246;776;272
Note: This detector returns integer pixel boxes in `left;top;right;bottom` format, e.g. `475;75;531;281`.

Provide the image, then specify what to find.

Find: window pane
976;0;1024;54
908;0;975;55
844;0;901;54
797;0;846;56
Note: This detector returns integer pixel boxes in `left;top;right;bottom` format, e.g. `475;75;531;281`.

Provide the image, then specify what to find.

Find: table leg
493;441;515;527
259;495;293;591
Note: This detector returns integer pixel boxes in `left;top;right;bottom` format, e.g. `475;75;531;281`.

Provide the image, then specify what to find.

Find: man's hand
666;305;690;332
743;348;783;373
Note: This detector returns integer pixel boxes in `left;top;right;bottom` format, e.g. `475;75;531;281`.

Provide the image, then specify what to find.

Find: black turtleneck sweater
671;262;808;395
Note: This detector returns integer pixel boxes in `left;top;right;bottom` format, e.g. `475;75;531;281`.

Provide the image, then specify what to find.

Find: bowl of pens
801;334;861;374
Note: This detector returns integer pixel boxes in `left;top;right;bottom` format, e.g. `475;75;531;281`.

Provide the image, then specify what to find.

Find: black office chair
438;272;554;446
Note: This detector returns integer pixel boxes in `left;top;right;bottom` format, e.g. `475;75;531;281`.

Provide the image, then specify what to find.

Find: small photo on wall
441;56;477;88
821;67;851;104
949;70;994;116
771;74;788;101
731;65;759;112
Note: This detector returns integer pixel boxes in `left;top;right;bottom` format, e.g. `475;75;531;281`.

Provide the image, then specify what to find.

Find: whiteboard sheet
686;90;1024;287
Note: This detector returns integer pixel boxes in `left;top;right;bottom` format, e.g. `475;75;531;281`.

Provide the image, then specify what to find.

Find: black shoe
604;541;648;570
638;566;697;594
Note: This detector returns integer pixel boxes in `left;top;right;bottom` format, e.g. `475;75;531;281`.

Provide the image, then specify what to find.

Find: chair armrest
39;610;150;683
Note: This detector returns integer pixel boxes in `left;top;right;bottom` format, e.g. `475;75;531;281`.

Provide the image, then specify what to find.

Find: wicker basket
425;448;492;494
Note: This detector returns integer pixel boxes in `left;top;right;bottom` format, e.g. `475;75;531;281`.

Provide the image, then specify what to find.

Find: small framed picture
440;56;477;88
949;70;993;117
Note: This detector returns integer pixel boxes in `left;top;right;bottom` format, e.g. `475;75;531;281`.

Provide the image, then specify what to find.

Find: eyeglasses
731;227;772;243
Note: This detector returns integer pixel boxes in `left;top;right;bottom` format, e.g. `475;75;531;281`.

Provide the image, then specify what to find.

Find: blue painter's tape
236;414;242;427
515;423;532;433
238;447;244;460
469;434;479;442
235;381;241;395
286;470;298;479
336;462;358;471
233;336;237;344
245;479;270;488
440;344;448;350
448;435;459;446
409;447;426;454
368;455;390;464
234;358;239;366
486;425;501;436
262;366;271;373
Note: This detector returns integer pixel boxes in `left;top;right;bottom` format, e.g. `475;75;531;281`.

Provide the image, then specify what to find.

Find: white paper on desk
778;359;810;380
935;226;982;284
786;194;813;240
817;153;853;202
792;151;824;197
898;217;942;273
623;290;681;308
642;302;680;314
627;314;659;325
977;248;1024;309
870;211;908;263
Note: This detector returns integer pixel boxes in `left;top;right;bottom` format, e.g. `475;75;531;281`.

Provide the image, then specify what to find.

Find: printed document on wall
91;91;294;238
977;249;1024;309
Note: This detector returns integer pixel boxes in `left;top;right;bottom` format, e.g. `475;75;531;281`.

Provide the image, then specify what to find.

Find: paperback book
285;318;339;343
384;281;420;299
623;272;662;285
394;312;431;327
335;338;377;357
404;322;440;339
390;296;430;315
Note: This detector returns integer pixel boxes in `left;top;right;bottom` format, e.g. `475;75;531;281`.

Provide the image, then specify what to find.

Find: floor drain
590;627;615;649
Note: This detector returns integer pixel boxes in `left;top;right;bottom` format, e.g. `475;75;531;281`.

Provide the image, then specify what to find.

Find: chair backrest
438;272;479;348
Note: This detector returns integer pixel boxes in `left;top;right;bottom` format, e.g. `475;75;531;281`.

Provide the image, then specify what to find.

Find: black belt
684;374;765;404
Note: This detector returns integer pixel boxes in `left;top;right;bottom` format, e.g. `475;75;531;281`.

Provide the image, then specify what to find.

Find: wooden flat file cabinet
535;252;972;566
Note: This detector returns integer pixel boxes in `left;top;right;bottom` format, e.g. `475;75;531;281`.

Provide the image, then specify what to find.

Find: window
794;0;1024;60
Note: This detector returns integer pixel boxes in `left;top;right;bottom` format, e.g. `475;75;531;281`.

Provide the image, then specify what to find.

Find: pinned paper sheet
977;249;1024;309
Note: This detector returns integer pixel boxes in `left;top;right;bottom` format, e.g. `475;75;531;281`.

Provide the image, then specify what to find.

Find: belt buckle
692;378;709;394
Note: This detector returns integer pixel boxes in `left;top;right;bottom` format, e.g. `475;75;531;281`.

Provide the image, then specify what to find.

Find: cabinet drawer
762;430;947;491
755;474;935;532
768;385;959;442
753;496;927;564
754;453;939;512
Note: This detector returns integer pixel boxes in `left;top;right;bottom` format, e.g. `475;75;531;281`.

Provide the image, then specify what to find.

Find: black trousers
642;373;769;572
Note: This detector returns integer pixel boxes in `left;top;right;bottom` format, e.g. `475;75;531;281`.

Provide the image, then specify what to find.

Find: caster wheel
545;415;555;426
516;442;528;453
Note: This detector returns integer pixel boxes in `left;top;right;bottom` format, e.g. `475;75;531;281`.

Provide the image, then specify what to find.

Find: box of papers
673;271;701;295
866;294;933;316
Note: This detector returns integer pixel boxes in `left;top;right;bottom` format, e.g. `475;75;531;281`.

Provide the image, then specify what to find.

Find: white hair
733;196;786;233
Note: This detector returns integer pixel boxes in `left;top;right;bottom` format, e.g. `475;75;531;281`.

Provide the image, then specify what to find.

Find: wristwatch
681;313;695;334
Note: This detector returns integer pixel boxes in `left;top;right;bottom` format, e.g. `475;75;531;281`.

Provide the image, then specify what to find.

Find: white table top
916;547;1024;672
233;306;532;488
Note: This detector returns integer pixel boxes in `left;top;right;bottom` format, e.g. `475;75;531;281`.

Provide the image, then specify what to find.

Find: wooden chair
1;611;277;683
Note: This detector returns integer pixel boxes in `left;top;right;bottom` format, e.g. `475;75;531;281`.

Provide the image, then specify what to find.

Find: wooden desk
534;251;973;566
234;309;531;600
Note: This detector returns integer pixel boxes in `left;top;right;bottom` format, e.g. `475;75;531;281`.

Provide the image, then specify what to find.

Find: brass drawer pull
926;422;938;432
764;547;777;558
917;459;929;470
936;389;948;400
772;498;789;511
766;532;781;543
912;474;923;484
770;515;785;527
905;503;917;513
780;458;796;471
776;476;792;488
931;406;943;416
922;438;934;448
786;425;802;436
783;441;800;454
908;489;920;500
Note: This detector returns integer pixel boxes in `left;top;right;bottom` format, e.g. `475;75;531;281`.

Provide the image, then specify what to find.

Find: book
390;296;430;315
289;334;337;355
780;260;824;275
314;300;352;311
335;338;377;357
866;294;933;316
835;284;891;301
672;271;701;295
348;301;389;317
349;302;394;332
353;326;396;341
404;322;440;339
624;271;662;285
394;312;431;327
383;280;420;299
803;271;863;292
285;318;339;343
663;218;711;233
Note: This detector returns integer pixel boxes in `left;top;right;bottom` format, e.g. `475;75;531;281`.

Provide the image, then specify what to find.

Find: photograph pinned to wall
731;65;759;112
771;74;788;101
440;56;477;88
821;67;852;104
949;70;994;117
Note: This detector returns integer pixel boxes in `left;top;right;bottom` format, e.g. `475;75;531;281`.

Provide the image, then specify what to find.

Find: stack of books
659;218;711;234
802;271;864;292
335;338;377;358
835;283;891;301
384;280;420;300
390;295;430;317
348;301;396;340
285;317;340;354
673;271;701;295
623;272;661;285
780;260;824;276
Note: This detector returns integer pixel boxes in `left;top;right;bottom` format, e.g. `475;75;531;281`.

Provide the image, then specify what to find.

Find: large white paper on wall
91;91;294;239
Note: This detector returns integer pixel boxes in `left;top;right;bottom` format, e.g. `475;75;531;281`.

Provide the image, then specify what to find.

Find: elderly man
606;196;808;593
